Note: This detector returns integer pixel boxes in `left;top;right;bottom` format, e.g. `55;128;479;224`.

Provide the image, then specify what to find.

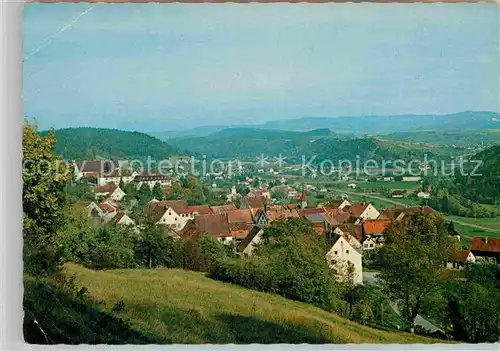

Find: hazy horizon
23;3;498;132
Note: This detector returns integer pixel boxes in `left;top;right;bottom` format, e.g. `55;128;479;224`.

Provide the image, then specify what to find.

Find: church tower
300;186;307;209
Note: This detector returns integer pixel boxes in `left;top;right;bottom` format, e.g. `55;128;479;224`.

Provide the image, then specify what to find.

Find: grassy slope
63;263;436;344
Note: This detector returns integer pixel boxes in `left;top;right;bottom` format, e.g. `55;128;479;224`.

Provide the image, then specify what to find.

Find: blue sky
23;3;498;132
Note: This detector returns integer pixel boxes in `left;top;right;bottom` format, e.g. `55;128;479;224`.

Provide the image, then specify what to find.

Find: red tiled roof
324;208;350;226
227;209;254;224
298;207;326;217
470;237;500;254
152;200;189;214
210;204;238;214
236;226;264;252
363;219;392;235
335;223;363;242
178;220;204;242
187;205;212;215
194;214;231;237
95;185;117;193
454;250;473;262
246;195;267;210
324;200;347;209
114;212;126;223
347;203;370;218
379;206;434;220
267;207;300;222
99;202;116;213
75;160;119;174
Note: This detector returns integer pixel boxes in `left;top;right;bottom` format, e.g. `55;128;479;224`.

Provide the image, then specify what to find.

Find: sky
23;3;499;132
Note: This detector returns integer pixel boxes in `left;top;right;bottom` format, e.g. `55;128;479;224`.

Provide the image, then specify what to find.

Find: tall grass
59;263;441;344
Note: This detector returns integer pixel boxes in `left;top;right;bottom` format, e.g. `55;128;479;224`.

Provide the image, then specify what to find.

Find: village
73;160;500;286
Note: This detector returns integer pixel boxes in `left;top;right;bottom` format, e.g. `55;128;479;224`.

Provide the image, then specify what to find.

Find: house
266;206;300;222
325;233;363;285
303;213;329;234
331;223;364;247
149;200;190;230
98;200;118;221
210;203;238;214
362;219;392;249
447;250;476;269
74;160;120;182
95;185;126;202
187;205;213;216
377;206;434;220
345;202;380;221
82;201;104;218
243;195;267;213
417;191;431;199
98;170;137;187
324;208;351;226
229;222;254;243
152;202;212;230
325;199;351;210
226;209;254;225
470;237;500;261
237;226;265;256
391;190;406;198
253;209;270;226
226;185;239;202
133;172;177;189
402;176;421;182
192;213;233;243
287;188;298;198
362;237;377;251
248;188;271;200
298;207;326;217
113;212;136;227
347;183;357;189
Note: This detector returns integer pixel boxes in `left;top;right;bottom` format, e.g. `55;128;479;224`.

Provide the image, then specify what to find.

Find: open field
445;215;500;233
61;263;438;344
354;181;422;191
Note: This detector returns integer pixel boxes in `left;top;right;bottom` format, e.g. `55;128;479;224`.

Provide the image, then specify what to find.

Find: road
332;189;500;234
363;272;443;333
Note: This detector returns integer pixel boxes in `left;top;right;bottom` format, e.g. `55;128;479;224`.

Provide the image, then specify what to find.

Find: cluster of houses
73;160;177;188
72;160;499;285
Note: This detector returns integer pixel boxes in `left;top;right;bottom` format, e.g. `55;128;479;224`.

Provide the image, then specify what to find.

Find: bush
209;218;339;311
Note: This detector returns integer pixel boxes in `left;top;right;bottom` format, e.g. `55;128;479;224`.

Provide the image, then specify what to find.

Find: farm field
445;215;500;233
354;181;423;191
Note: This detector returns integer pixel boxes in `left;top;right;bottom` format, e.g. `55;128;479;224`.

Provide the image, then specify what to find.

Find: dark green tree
152;182;165;201
134;223;170;269
118;177;125;190
23;121;70;275
376;213;458;331
137;183;153;205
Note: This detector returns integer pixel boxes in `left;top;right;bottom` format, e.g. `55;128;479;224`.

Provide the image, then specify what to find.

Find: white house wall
360;205;380;220
325;237;363;285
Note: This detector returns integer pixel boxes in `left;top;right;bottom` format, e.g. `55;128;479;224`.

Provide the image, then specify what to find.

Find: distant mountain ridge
167;128;448;163
151;111;500;139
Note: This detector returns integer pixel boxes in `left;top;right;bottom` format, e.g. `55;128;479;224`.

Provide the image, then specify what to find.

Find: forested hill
168;127;445;162
454;144;500;204
44;127;180;161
